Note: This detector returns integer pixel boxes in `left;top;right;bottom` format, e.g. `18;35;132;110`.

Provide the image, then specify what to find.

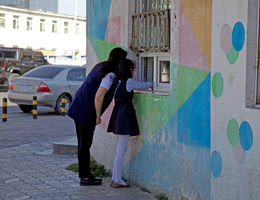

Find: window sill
134;90;170;96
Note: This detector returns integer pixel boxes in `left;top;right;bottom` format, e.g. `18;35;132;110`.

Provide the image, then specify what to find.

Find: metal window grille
132;0;171;52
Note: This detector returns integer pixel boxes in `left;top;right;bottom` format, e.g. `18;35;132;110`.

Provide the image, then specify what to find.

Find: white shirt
100;72;115;90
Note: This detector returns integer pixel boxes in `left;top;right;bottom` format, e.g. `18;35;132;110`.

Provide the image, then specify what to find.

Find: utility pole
72;0;78;64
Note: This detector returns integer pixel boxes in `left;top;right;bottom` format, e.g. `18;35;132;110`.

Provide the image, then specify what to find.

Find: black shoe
80;178;102;186
89;175;103;182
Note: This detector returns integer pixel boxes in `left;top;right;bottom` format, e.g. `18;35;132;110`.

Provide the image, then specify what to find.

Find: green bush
66;159;111;178
66;163;78;172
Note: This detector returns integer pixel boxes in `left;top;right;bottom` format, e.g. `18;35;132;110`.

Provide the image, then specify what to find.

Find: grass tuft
66;158;111;178
140;186;151;193
155;193;168;200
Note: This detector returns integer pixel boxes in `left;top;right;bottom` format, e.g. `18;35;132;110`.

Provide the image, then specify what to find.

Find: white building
0;5;86;65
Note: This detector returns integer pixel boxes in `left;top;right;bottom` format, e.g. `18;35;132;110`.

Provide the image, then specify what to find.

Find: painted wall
88;0;211;199
211;0;260;199
87;0;260;199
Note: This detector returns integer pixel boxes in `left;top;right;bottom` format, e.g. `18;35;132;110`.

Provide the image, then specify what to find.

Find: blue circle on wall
232;22;245;52
239;121;253;151
211;151;222;178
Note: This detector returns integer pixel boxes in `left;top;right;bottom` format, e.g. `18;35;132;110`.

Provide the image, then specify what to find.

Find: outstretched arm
95;86;108;125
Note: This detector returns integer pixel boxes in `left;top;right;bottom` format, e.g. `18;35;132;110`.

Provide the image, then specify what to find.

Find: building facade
0;0;58;13
87;0;260;199
0;5;86;65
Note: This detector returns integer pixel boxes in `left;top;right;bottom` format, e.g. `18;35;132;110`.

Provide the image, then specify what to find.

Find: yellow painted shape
2;113;7;118
2;102;7;107
33;110;38;115
180;0;212;67
33;100;37;105
61;98;66;103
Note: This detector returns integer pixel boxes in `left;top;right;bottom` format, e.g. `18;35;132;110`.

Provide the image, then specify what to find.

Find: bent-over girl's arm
95;87;108;125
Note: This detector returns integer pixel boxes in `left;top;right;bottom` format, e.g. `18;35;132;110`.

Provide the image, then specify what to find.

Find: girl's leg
112;134;130;185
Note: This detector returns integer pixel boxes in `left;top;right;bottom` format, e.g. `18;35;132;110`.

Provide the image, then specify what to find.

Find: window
132;0;170;52
132;0;171;94
0;51;16;59
33;53;44;63
0;13;5;28
40;19;45;32
52;20;57;33
27;17;32;31
64;22;69;34
24;67;63;78
76;23;79;34
13;15;19;29
21;52;32;61
137;52;170;93
67;69;86;81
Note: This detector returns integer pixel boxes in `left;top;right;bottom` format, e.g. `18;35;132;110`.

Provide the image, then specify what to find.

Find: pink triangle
179;5;210;71
105;17;121;45
99;99;114;130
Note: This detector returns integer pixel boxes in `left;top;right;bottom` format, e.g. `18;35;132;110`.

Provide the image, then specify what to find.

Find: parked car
7;65;86;114
0;47;48;90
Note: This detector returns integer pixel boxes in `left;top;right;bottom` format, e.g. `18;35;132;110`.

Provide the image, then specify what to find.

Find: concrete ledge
52;136;77;155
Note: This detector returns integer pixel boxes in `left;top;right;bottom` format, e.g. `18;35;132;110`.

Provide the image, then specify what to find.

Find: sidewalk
0;137;154;200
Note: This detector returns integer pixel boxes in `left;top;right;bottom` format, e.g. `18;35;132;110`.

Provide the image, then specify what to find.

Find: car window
67;69;86;81
33;53;44;62
23;67;63;78
0;51;16;59
22;52;32;61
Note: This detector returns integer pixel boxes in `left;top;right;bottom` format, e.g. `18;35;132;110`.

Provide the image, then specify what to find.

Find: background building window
27;17;32;31
64;22;69;34
76;23;79;34
40;19;45;32
0;13;5;28
13;15;19;29
52;20;57;33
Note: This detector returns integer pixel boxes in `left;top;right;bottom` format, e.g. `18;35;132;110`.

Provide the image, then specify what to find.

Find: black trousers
74;121;95;179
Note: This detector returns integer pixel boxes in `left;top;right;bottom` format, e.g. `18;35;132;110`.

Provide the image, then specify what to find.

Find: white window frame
40;19;45;32
64;21;69;34
76;23;79;35
13;15;19;30
26;17;32;31
0;13;5;28
136;52;170;94
52;20;57;33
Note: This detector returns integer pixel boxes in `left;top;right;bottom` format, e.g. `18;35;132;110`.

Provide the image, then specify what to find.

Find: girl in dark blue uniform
106;59;153;187
68;48;127;186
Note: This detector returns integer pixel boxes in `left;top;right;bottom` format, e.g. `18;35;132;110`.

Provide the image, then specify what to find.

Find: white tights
112;134;130;185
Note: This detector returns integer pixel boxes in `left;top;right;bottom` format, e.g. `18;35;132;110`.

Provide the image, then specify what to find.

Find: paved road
0;92;154;200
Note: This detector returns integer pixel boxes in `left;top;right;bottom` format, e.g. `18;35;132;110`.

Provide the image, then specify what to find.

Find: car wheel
19;104;33;113
55;94;71;115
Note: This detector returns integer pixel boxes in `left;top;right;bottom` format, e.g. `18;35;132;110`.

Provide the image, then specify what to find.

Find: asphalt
0;95;155;200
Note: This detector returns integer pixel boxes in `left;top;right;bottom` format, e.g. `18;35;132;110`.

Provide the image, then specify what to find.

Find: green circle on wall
226;46;239;64
212;72;223;98
227;118;240;146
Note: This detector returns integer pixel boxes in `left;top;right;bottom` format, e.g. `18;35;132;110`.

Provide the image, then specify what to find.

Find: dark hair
99;47;127;78
116;59;135;80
